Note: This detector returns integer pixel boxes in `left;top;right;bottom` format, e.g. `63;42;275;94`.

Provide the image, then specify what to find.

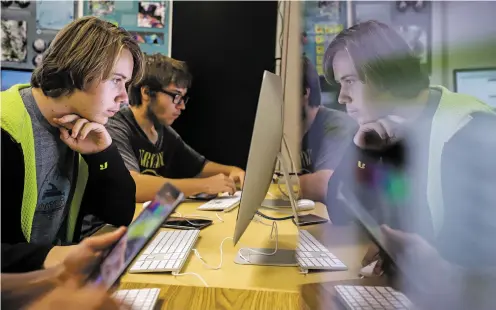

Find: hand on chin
54;114;112;155
354;115;406;150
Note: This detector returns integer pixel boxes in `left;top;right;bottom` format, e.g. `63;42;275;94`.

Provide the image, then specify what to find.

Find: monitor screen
1;69;32;91
454;68;496;108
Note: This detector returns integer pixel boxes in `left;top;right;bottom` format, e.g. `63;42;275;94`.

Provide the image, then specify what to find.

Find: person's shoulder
107;107;134;128
463;111;496;137
318;106;357;134
319;106;354;123
163;125;181;140
449;110;496;150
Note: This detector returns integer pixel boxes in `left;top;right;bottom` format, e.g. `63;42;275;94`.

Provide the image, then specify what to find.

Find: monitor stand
234;151;301;267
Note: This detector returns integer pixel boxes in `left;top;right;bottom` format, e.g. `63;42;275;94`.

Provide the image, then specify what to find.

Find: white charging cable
192;217;277;270
275;134;304;200
171;271;209;287
193;237;233;270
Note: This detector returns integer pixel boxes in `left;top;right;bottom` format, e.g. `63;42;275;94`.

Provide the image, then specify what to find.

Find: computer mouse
359;260;383;277
219;191;242;197
297;199;315;210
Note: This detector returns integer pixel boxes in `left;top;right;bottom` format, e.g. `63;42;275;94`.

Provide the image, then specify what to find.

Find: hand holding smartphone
85;182;184;290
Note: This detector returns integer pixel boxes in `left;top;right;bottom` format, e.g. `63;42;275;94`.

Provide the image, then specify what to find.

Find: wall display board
454;68;496;108
301;1;347;77
83;0;171;55
301;1;347;110
352;0;432;74
1;67;31;90
1;0;76;70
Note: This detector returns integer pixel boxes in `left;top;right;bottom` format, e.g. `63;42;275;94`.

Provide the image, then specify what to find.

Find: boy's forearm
299;170;333;202
199;162;236;177
1;265;65;309
131;171;205;202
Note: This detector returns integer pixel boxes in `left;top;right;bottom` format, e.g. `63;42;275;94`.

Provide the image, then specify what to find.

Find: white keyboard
296;230;347;271
197;191;242;211
112;288;160;310
129;230;200;273
335;285;413;310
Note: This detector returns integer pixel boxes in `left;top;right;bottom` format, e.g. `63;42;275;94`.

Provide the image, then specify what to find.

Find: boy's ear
140;86;154;101
303;87;310;98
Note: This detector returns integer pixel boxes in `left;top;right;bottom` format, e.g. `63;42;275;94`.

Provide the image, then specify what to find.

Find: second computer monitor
233;70;284;245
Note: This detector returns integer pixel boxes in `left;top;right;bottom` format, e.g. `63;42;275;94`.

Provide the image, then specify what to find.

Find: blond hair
31;16;144;98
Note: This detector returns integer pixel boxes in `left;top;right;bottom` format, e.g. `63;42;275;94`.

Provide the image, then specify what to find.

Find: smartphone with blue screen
85;182;184;290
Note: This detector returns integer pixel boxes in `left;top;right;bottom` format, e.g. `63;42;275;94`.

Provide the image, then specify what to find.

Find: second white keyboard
335;285;413;309
296;230;348;271
197;191;242;211
129;229;200;273
112;288;160;310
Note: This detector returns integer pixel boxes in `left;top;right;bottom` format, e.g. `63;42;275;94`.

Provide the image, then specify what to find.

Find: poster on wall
36;0;75;31
1;0;77;71
138;2;166;28
352;1;432;74
301;1;347;77
83;0;171;56
1;19;27;62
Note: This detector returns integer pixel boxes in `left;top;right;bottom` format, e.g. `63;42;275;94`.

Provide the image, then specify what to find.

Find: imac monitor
454;68;496;108
1;69;32;91
233;71;285;245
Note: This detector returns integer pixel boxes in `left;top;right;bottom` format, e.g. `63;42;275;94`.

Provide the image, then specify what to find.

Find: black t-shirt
301;107;357;173
106;107;207;178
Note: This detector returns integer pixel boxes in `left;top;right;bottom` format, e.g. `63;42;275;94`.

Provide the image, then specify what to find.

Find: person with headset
106;54;246;203
299;56;357;202
324;20;496;308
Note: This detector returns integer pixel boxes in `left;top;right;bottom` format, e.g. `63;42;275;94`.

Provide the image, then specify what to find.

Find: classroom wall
436;1;496;90
170;1;278;170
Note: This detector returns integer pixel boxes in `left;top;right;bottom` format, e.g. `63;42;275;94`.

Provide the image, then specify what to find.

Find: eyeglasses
157;89;190;105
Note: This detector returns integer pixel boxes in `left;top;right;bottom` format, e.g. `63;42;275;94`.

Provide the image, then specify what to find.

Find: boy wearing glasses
106;54;245;202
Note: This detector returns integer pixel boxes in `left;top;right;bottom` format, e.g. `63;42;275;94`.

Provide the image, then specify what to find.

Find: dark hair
323;20;429;99
302;56;321;107
31;16;144;98
128;54;192;106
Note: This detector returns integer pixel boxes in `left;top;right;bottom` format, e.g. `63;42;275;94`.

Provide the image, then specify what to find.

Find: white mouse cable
171;271;209;287
193;237;233;270
238;221;279;263
282;134;302;199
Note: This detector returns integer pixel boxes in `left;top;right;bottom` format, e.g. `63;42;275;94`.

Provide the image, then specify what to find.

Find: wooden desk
118;186;370;309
